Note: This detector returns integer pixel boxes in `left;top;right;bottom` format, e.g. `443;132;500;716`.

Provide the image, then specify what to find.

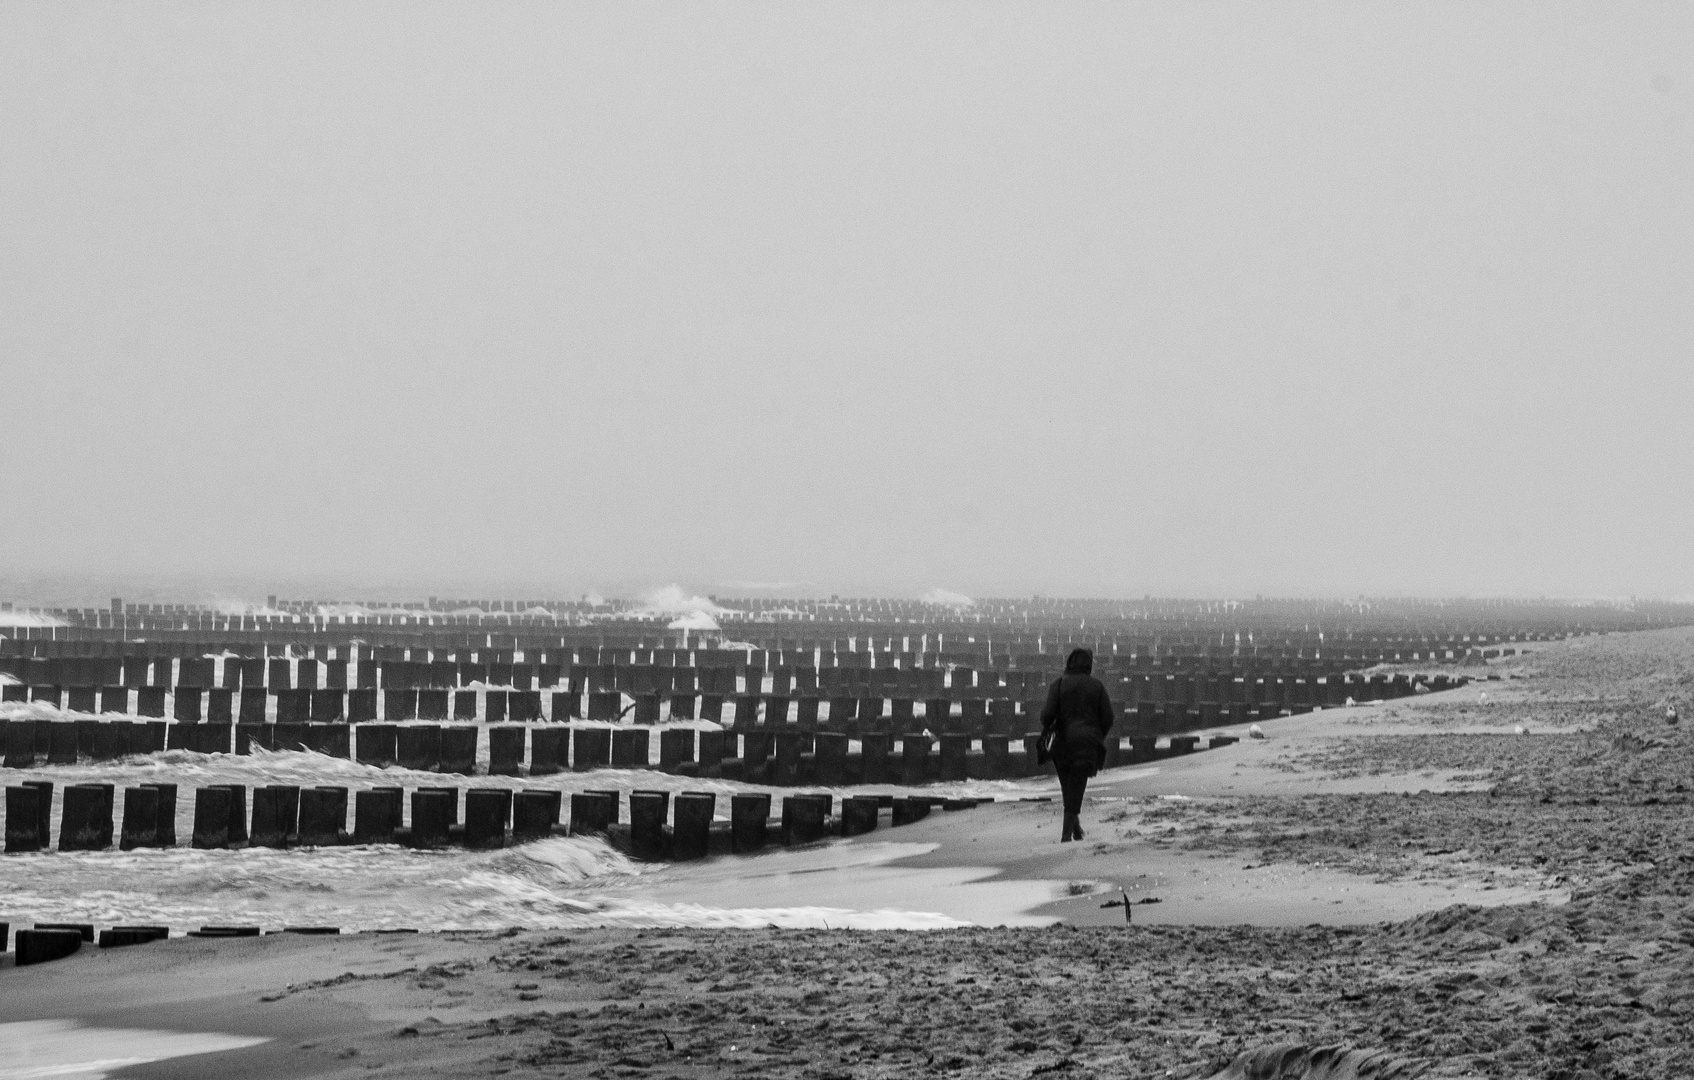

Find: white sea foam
634;586;737;631
0;748;1064;932
667;611;721;631
0;701;96;722
0;611;66;629
0;1020;266;1079
920;588;975;609
0;830;1052;932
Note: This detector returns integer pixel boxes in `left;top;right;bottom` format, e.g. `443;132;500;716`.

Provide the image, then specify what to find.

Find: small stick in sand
1098;888;1133;923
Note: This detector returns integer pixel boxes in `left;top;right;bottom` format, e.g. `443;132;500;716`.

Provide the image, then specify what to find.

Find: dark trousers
1058;768;1089;816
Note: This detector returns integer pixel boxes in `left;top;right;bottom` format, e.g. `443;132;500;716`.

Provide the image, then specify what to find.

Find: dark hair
1064;647;1093;675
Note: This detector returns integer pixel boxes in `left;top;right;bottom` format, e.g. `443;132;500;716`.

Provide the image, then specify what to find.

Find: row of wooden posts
3;779;960;861
0;673;1453;727
0;718;1232;783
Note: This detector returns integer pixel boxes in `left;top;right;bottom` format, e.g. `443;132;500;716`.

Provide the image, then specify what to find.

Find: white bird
1248;724;1265;739
1514;724;1526;735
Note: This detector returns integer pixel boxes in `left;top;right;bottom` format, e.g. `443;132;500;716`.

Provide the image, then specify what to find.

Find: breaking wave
0;748;1064;933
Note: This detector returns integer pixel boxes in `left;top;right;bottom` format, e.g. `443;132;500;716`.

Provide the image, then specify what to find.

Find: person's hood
1064;647;1093;675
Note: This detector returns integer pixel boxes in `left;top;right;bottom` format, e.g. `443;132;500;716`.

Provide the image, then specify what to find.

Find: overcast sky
2;2;1690;602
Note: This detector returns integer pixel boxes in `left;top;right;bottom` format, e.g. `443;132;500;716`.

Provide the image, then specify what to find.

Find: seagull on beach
1248;724;1265;739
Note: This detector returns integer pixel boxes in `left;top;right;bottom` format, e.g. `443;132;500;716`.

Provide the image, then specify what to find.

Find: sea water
0;1019;267;1080
0;728;1066;932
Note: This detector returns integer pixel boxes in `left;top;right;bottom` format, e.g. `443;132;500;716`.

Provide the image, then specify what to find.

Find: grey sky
2;2;1690;601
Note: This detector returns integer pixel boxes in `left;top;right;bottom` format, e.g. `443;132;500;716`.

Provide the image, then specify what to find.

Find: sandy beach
3;626;1691;1078
6;2;1690;1071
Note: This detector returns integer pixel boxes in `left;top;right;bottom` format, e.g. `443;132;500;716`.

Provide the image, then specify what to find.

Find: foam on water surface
0;835;1061;932
634;841;1063;928
0;750;1069;932
0;1020;266;1079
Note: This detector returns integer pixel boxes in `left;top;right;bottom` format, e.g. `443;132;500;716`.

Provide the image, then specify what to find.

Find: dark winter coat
1040;656;1116;777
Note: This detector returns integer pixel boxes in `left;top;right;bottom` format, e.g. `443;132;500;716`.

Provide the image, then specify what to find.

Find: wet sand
2;626;1691;1077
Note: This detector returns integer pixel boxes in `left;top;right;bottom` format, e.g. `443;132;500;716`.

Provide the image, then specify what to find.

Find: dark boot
1061;814;1077;842
1071;817;1084;841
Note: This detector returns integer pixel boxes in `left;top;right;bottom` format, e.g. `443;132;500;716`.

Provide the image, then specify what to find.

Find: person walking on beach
1039;647;1115;843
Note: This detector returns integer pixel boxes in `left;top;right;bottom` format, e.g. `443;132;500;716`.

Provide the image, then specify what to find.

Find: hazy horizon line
3;575;1691;611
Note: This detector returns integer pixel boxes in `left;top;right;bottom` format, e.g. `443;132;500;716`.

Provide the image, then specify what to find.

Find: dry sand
2;626;1691;1078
